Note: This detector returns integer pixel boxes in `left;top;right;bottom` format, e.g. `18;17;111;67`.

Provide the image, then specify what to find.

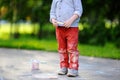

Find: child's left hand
64;19;73;28
64;14;79;28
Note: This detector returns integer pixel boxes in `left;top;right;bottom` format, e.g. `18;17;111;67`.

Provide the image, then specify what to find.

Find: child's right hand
52;19;58;27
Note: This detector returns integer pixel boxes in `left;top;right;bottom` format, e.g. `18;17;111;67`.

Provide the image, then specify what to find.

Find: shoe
67;69;78;77
58;67;68;75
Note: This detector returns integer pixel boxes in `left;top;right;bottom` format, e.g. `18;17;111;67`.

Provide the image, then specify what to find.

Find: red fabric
56;27;79;70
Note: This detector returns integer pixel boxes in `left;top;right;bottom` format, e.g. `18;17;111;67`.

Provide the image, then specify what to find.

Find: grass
0;23;120;60
0;37;58;52
0;37;120;60
0;23;39;34
79;43;120;59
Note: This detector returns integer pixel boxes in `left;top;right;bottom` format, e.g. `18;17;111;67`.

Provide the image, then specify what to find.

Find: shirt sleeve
50;0;56;22
73;0;83;17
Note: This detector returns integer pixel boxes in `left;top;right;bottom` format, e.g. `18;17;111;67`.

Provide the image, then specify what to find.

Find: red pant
56;27;79;70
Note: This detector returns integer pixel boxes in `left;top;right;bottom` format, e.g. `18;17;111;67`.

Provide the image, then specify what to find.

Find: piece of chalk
57;21;64;25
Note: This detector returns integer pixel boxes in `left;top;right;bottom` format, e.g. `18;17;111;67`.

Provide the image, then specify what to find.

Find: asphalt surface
0;48;120;80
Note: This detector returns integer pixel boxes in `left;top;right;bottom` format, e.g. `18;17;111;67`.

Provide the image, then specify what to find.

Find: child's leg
56;27;69;68
66;27;79;70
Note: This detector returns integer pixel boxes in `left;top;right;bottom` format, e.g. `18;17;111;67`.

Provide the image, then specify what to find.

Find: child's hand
64;19;73;28
64;14;79;28
52;19;58;27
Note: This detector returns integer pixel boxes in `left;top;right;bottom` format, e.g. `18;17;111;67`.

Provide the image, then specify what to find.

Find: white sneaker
67;69;78;77
58;67;68;75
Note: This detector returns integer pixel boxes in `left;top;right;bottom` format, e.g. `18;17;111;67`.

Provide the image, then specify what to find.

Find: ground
0;48;120;80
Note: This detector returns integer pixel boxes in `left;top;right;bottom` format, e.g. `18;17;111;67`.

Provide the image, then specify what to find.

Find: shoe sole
58;72;67;75
67;74;78;77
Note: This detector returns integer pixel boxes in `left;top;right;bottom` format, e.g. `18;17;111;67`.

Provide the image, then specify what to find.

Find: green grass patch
0;23;120;59
79;43;120;59
0;37;120;60
0;37;58;52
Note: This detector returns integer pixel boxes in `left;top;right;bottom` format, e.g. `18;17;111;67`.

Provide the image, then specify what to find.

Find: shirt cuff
50;15;56;23
74;11;82;17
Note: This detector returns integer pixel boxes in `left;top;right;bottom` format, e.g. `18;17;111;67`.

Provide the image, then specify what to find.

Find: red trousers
56;27;79;70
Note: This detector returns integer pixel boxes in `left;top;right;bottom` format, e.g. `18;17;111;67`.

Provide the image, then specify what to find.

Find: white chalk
57;21;64;25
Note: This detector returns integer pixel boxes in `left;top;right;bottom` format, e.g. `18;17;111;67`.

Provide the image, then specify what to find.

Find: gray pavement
0;48;120;80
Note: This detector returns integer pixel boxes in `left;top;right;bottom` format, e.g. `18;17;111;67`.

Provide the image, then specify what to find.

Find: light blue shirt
50;0;83;27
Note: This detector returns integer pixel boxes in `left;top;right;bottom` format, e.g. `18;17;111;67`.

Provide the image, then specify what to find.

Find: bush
79;21;106;46
115;38;120;48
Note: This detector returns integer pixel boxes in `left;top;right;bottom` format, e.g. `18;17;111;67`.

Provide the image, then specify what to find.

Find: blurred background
0;0;120;59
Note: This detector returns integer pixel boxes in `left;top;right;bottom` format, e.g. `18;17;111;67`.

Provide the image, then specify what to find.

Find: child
50;0;83;77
